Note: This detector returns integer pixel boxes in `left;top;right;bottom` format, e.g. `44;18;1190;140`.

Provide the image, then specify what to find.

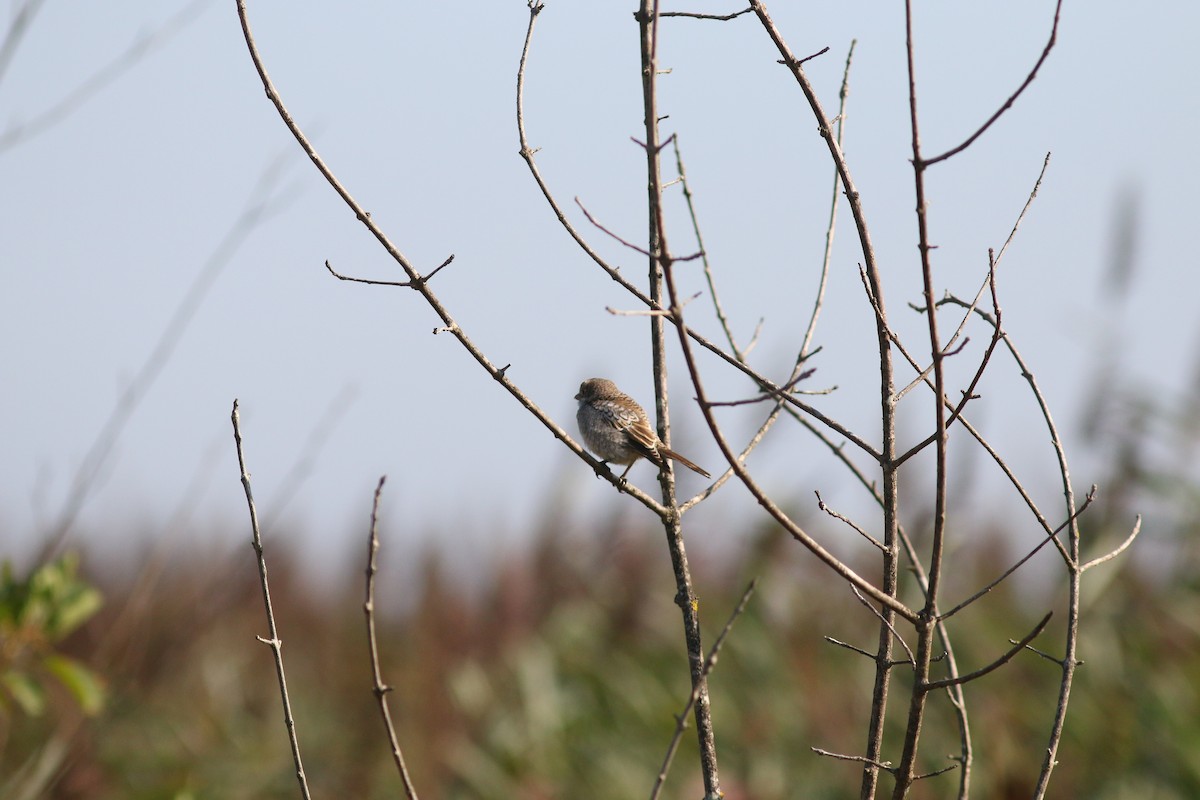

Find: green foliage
0;510;1196;798
0;553;106;718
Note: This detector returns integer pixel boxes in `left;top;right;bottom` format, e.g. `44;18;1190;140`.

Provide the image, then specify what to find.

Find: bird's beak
574;392;582;400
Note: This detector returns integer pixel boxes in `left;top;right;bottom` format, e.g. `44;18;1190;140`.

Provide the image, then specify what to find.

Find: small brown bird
575;377;711;480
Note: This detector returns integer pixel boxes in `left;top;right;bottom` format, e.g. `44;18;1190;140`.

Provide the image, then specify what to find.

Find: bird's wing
621;412;664;466
603;401;663;466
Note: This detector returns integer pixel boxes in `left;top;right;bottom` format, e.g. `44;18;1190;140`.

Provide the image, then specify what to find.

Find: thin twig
607;291;701;317
825;636;878;660
800;40;855;363
936;154;1051;367
924;0;1063;166
1080;515;1142;572
362;477;421;799
810;747;893;772
230;400;312;800
325;255;455;288
779;45;829;67
659;8;752;21
816;490;885;552
893;259;1002;468
940;488;1097;621
1019;642;1075;667
575;196;653;258
672;135;748;360
650;579;757;800
852;585;915;667
924;612;1053;691
914;763;960;781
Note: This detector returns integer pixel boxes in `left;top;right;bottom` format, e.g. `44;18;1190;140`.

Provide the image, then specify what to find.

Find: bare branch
914;763;960;781
325;255;455;288
810;747;893;772
778;45;829;67
1080;515;1142;573
362;477;421;798
659;8;753;21
816;490;885;552
937;153;1051;363
925;612;1053;691
672;136;748;360
852;585;915;666
574;196;653;258
924;1;1063;166
230;400;312;800
651;579;757;800
824;636;878;660
1019;642;1078;668
798;39;855;362
940;488;1097;621
607;291;701;317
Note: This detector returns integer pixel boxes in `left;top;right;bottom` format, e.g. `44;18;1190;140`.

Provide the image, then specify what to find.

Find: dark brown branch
362;477;420;798
924;613;1053;691
924;0;1063;166
817;490;885;552
574;196;653;258
914;763;960;781
325;255;455;288
810;747;894;773
825;636;878;660
893;260;1003;467
852;585;915;667
778;45;829;67
659;8;752;21
940;487;1096;621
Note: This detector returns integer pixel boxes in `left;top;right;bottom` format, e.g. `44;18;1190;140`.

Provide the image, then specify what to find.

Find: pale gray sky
3;2;1196;577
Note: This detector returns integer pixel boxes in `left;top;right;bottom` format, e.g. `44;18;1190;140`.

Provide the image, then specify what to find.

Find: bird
575;377;711;480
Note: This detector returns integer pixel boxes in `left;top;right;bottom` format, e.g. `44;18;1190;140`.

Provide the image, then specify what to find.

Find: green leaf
9;554;104;640
47;581;103;640
44;655;106;715
3;669;47;716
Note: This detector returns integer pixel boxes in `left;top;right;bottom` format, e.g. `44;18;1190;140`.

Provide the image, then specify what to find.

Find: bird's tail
660;447;712;479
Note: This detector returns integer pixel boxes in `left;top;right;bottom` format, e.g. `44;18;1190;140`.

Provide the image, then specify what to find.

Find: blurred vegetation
2;367;1198;800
